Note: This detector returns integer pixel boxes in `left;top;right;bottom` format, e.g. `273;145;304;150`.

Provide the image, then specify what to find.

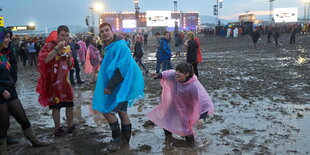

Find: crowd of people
0;22;214;154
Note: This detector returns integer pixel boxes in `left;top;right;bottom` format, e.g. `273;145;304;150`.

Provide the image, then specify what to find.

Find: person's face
91;37;97;44
100;25;113;42
0;33;11;49
175;71;189;83
164;33;170;40
57;30;69;43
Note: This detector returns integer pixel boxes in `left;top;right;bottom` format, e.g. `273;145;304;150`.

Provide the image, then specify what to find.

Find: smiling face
100;25;113;42
0;33;11;50
175;70;189;83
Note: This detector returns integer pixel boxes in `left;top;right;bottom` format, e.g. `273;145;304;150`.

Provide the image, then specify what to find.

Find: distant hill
47;25;89;34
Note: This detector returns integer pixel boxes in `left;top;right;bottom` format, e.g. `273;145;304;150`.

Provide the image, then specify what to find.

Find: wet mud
6;33;310;154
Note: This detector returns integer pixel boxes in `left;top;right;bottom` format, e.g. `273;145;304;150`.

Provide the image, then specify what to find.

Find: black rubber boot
121;124;131;144
0;138;7;154
163;129;172;136
6;136;19;144
185;134;195;146
107;121;124;152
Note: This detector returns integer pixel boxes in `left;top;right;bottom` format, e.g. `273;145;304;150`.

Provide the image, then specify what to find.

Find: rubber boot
185;134;195;146
107;121;124;152
0;138;7;154
121;124;131;144
6;136;19;144
23;127;49;147
163;129;172;136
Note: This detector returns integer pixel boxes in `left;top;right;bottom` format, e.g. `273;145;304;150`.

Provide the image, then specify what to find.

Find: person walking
84;36;100;83
133;35;149;74
158;31;173;72
250;29;260;48
290;27;297;44
77;37;87;65
186;32;199;78
92;22;144;152
273;29;281;46
27;39;37;66
69;38;84;85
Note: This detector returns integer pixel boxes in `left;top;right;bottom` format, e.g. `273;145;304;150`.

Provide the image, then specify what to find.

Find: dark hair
99;22;112;31
176;63;194;80
164;31;170;35
57;25;69;34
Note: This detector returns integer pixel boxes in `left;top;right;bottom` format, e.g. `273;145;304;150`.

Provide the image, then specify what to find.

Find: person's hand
56;41;66;54
2;90;11;100
56;41;66;49
104;88;111;95
150;73;158;79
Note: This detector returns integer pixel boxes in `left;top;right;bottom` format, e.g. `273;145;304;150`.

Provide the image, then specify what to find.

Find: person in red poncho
36;25;75;137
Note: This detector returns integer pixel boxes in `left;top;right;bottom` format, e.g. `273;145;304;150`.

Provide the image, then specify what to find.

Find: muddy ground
6;33;310;155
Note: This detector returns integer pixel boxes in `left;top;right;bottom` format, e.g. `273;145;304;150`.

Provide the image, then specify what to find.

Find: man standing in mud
250;29;260;48
36;25;75;137
92;22;144;152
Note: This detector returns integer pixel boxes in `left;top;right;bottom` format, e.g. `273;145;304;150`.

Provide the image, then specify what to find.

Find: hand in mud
150;73;158;79
195;119;204;128
104;88;111;95
2;90;11;100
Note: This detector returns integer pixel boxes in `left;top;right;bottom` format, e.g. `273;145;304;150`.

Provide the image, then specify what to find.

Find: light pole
269;0;275;22
304;0;310;24
134;0;140;28
89;3;103;35
173;0;179;34
94;3;103;27
89;7;95;34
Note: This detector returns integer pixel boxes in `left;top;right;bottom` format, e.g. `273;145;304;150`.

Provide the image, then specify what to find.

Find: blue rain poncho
92;40;144;113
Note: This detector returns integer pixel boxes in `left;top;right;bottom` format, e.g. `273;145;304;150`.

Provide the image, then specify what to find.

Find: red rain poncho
36;31;74;107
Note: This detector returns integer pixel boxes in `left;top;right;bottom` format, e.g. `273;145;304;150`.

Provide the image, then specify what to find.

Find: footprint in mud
136;144;152;152
297;113;303;118
220;129;230;136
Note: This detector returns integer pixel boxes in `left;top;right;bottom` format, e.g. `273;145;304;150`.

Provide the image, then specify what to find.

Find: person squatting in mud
36;25;76;137
92;22;144;152
0;26;48;154
147;63;214;146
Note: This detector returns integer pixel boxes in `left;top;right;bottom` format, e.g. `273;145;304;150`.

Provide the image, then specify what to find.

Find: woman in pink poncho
84;36;100;83
77;38;87;65
146;63;214;145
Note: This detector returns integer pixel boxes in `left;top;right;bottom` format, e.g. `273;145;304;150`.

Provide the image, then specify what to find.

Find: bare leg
52;109;61;129
66;107;74;128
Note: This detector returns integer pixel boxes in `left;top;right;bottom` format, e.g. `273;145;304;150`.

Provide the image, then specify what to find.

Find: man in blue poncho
92;22;144;152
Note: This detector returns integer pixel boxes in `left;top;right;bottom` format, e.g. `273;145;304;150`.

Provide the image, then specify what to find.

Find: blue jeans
162;59;173;71
156;58;162;73
135;58;148;72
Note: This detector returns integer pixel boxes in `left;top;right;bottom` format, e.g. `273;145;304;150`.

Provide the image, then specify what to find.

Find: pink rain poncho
84;44;100;74
77;40;86;63
146;70;214;136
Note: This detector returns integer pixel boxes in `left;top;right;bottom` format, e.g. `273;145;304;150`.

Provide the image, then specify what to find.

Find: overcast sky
0;0;306;30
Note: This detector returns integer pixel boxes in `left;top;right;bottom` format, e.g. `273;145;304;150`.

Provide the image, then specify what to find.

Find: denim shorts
111;101;128;113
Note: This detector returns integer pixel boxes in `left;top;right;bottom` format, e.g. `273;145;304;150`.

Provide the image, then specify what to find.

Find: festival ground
6;33;310;155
